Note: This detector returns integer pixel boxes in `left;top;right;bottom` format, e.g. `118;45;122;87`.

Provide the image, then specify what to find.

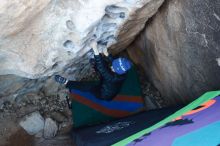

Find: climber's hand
102;47;109;56
90;40;99;55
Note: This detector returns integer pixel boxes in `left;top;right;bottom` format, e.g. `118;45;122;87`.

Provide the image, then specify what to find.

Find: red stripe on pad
114;95;143;103
70;92;131;118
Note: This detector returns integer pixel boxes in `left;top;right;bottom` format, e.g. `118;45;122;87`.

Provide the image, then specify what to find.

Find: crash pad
114;91;220;146
72;106;183;146
69;67;145;127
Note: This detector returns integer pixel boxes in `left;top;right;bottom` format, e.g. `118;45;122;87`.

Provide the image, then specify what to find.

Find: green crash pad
70;67;145;127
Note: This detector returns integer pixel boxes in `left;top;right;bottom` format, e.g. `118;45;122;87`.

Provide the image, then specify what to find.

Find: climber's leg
54;75;68;84
66;80;99;92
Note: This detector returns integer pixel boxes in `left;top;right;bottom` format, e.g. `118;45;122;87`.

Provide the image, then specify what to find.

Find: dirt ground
5;128;34;146
0;113;20;146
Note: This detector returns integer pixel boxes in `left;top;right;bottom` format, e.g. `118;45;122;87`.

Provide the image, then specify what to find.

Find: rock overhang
0;0;164;79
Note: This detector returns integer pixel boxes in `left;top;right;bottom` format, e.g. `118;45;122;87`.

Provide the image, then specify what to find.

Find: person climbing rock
55;40;132;101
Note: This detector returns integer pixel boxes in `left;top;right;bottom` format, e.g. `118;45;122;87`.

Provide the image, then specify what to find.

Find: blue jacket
94;54;126;100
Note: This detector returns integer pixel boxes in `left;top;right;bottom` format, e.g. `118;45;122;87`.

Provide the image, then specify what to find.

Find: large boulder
0;0;164;79
128;0;220;104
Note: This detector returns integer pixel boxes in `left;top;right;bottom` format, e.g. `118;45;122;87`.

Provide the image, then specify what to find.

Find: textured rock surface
0;75;46;106
43;118;58;139
128;0;220;104
0;0;164;78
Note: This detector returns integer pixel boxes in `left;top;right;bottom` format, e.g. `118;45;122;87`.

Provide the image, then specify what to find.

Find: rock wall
0;0;164;79
128;0;220;105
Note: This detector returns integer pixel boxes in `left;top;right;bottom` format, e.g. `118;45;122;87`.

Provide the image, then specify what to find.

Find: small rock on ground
19;111;45;135
43;118;58;139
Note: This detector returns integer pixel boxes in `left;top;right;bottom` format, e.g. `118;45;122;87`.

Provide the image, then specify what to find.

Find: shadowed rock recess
128;0;220;105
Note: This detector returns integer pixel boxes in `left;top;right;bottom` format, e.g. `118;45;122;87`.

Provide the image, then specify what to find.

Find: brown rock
128;0;220;105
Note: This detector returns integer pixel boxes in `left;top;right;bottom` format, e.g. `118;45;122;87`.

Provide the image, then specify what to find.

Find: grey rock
19;111;45;135
51;112;67;123
35;130;44;138
40;99;47;105
217;58;220;67
43;118;58;139
41;77;60;97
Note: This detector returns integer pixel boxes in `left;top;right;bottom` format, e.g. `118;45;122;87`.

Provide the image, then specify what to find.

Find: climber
54;40;132;100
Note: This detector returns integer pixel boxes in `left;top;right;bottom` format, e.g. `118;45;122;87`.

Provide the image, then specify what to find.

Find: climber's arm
103;47;109;57
91;41;99;55
94;55;114;81
90;40;112;79
102;47;114;63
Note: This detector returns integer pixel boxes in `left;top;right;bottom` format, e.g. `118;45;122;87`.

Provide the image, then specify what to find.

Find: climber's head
111;57;132;75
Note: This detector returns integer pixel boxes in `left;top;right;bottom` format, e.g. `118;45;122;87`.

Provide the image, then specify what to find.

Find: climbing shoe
54;75;68;84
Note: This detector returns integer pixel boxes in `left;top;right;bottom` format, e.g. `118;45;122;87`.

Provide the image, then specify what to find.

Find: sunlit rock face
0;0;164;78
128;0;220;105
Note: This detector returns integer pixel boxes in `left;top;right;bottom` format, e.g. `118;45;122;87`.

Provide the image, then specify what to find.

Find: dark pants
66;81;101;98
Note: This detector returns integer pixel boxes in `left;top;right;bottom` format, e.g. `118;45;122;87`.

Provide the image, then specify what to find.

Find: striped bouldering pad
114;91;220;146
70;67;144;127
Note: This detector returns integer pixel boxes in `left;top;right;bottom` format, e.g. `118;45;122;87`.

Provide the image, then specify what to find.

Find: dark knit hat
112;57;132;75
